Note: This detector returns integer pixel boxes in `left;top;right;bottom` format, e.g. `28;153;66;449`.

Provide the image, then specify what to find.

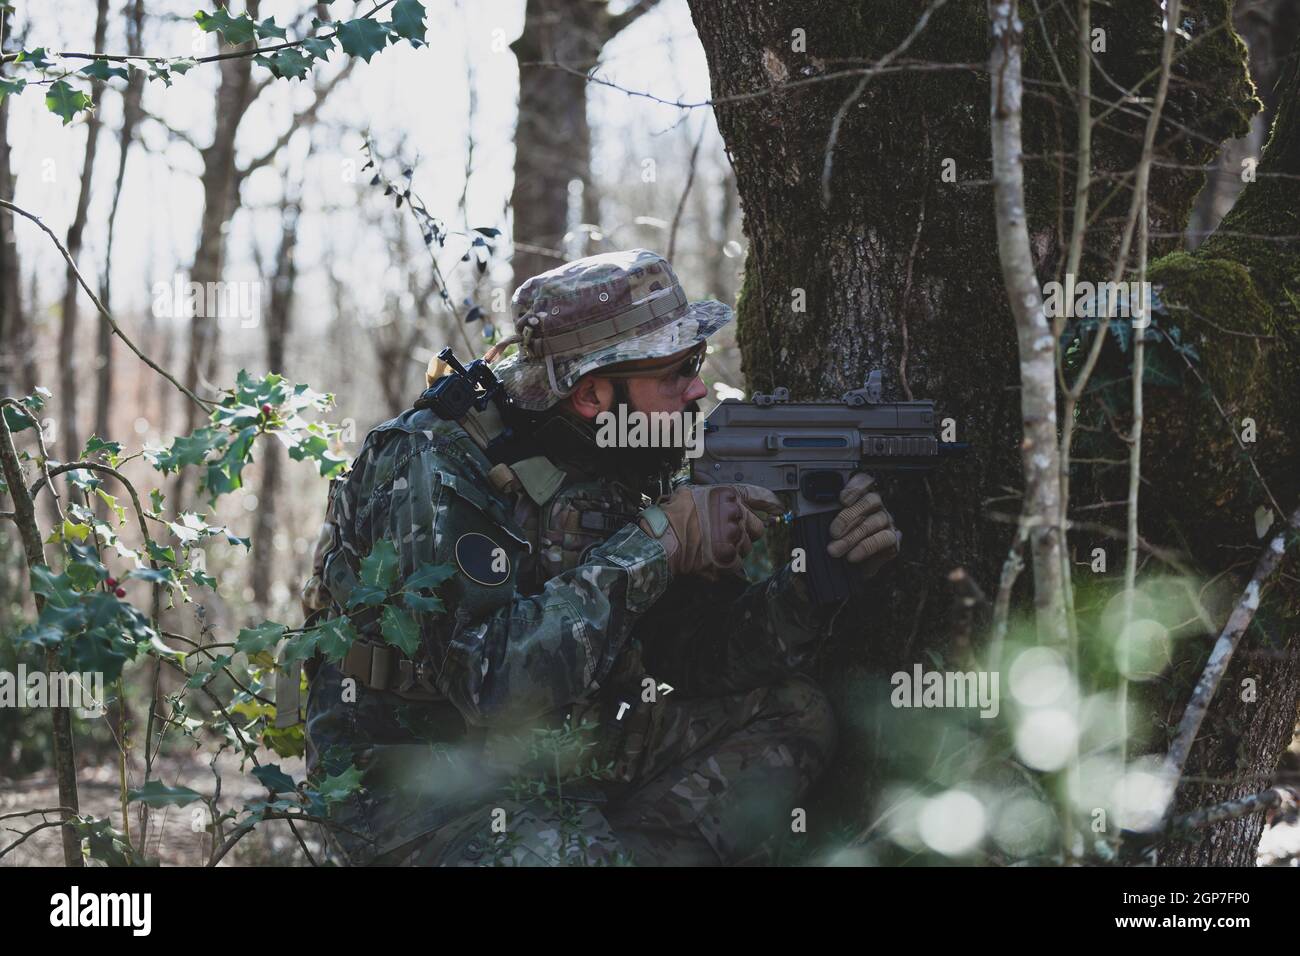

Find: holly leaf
128;780;204;807
194;7;258;46
389;0;427;46
251;763;297;795
336;18;390;62
150;427;226;474
235;621;288;655
82;434;123;463
359;539;399;590
79;59;129;81
0;77;26;105
380;604;420;657
254;16;287;39
16;47;53;69
254;49;312;81
45;80;93;125
345;582;388;609
313;615;357;662
316;764;363;804
30;565;78;608
301;36;335;61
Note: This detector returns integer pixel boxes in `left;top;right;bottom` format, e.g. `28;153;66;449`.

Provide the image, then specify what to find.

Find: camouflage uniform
302;251;839;866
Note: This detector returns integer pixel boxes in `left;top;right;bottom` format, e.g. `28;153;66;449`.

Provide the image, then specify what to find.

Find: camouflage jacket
306;405;835;742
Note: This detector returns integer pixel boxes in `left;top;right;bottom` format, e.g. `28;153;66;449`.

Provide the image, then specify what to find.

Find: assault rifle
691;371;967;604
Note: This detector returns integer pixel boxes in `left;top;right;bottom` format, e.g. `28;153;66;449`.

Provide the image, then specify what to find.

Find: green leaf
150;426;226;474
79;59;129;81
186;653;231;688
255;16;287;39
64;555;106;593
96;488;127;524
316;764;363;803
128;780;204;807
16;47;53;69
313;616;357;662
405;562;456;592
254;48;312;80
149;488;166;514
30;565;78;608
251;763;297;794
170;58;199;75
235;621;288;655
401;591;444;613
146;540;177;564
337;17;390;62
82;434;123;461
45;80;93;125
0;77;26;104
194;7;258;45
301;36;335;60
360;539;400;590
380;604;420;657
127;566;180;586
389;0;427;45
146;59;173;86
345;582;387;609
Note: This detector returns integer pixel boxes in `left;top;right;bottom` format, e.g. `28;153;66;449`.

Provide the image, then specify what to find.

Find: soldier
299;249;901;865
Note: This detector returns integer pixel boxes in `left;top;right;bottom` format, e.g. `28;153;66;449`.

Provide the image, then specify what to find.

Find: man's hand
827;472;900;577
641;483;784;577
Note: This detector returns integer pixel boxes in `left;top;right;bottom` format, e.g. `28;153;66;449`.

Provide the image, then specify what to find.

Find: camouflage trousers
371;674;837;866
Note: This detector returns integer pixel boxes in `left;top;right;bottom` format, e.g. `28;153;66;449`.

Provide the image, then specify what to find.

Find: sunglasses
598;347;706;385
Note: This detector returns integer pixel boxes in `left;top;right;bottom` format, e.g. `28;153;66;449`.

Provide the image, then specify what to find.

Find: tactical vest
278;402;649;725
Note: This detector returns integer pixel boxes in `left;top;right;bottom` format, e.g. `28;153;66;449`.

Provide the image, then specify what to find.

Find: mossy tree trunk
687;0;1293;865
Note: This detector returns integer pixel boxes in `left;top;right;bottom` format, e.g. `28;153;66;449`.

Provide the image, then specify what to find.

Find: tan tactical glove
828;472;901;577
639;483;784;577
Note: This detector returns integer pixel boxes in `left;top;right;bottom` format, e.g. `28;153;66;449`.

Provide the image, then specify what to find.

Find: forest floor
0;749;331;867
2;746;1297;866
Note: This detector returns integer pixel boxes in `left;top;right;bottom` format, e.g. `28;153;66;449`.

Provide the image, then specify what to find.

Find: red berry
114;587;126;598
105;577;118;588
261;404;272;415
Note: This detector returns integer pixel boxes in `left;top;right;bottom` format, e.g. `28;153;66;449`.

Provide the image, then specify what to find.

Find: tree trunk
509;0;659;286
93;0;146;461
0;5;30;401
56;0;110;467
179;0;260;444
252;194;300;610
687;0;1286;864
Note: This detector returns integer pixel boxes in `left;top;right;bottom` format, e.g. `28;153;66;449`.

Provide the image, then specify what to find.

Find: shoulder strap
460;404;567;506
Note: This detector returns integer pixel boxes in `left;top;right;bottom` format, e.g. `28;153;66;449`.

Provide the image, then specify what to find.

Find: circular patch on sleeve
455;532;511;586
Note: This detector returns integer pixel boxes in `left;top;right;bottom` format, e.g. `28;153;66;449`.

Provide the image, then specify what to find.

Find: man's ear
565;374;613;420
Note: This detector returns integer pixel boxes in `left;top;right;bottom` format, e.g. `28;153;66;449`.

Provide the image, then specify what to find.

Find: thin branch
0;1;397;66
0;200;211;410
821;0;949;205
1153;503;1300;827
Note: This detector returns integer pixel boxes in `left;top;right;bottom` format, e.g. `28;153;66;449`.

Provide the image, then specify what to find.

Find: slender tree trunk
0;5;29;400
252;195;300;610
94;0;146;459
509;0;660;285
988;0;1067;644
179;0;260;445
56;0;110;466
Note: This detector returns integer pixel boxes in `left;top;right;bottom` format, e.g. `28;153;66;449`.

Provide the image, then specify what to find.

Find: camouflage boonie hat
489;249;731;411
